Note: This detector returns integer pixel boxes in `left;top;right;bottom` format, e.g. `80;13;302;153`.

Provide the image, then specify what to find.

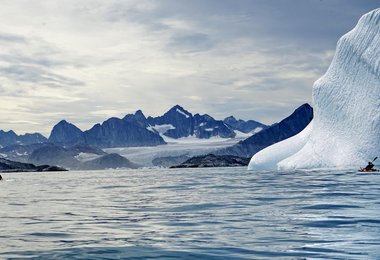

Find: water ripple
1;168;380;259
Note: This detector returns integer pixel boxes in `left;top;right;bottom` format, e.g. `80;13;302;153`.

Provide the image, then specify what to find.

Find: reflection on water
1;168;380;259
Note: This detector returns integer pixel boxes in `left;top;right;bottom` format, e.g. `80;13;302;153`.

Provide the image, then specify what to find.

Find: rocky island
171;154;250;168
0;157;67;172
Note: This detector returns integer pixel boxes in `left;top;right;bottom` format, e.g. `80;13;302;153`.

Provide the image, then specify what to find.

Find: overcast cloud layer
0;0;378;136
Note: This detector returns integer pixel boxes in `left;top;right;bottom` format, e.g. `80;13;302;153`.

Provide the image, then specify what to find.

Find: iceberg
249;8;380;170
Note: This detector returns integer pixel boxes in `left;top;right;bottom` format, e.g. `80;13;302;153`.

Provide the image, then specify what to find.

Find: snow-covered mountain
45;105;267;149
146;105;266;140
147;105;195;138
249;8;380;170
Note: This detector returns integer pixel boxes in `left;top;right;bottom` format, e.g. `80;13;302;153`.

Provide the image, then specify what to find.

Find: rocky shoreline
171;154;250;168
0;158;67;173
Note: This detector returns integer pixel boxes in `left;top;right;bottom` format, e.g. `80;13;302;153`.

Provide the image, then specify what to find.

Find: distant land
0;103;312;170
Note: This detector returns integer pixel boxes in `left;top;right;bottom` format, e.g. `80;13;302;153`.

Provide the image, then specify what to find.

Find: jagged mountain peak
135;109;145;117
0;129;17;136
55;119;76;127
0;129;47;147
51;119;82;130
48;120;84;144
224;116;237;122
166;105;192;118
194;113;215;121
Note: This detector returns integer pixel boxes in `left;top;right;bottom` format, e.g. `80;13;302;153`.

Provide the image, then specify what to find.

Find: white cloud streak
0;0;376;135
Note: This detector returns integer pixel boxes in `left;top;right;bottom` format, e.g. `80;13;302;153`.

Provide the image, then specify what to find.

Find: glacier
249;8;380;170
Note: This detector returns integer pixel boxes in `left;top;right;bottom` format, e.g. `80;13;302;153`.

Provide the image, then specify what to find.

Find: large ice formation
249;8;380;170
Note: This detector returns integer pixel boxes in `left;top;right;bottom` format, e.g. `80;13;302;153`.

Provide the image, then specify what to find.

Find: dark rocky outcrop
152;155;190;167
36;165;68;172
81;153;140;170
0;157;67;172
216;103;313;158
171;154;250;168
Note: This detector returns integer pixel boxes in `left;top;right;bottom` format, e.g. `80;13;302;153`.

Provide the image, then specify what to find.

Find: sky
0;0;378;136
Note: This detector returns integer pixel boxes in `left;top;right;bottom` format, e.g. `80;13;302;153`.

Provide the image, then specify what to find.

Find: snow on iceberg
249;121;313;170
249;8;380;170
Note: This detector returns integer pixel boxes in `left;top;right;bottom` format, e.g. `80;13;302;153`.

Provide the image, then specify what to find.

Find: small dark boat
359;167;379;172
359;157;379;172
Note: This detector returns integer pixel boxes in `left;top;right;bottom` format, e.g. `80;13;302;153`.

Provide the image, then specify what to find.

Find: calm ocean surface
1;167;380;259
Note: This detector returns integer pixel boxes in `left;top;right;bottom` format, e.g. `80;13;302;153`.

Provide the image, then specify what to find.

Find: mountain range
0;130;46;148
0;103;312;170
0;105;266;149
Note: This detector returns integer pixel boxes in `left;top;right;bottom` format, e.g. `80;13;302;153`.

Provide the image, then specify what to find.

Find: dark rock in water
81;153;140;170
0;157;67;172
37;165;68;172
223;116;268;133
0;157;36;171
48;120;85;145
152;155;190;168
216;103;313;158
171;154;250;168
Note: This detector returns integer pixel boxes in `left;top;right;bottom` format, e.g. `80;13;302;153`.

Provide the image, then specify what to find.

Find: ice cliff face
249;8;380;170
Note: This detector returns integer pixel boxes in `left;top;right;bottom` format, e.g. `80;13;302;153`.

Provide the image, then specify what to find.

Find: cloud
0;32;26;43
0;65;84;88
0;0;377;135
169;33;214;53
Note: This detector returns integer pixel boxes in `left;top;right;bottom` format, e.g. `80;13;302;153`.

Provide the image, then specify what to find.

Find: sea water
1;168;380;259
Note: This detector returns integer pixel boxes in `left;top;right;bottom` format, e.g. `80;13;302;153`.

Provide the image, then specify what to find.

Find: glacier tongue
249;8;380;170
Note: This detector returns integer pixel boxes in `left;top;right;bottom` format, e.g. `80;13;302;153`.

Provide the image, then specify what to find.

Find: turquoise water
1;168;380;259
